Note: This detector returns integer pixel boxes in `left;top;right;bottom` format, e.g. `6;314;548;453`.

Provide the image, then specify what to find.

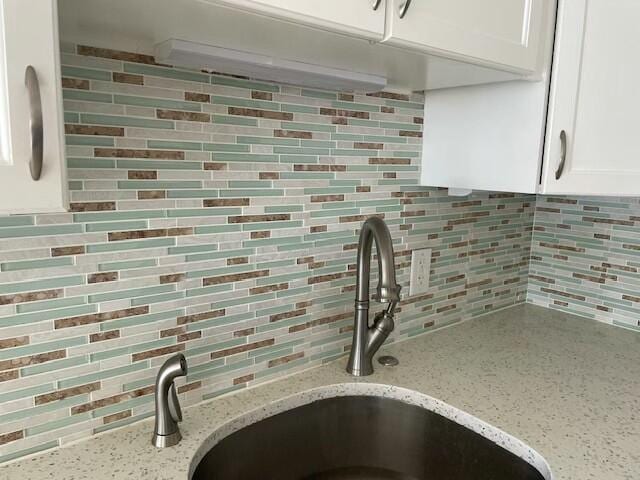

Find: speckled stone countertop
2;304;639;480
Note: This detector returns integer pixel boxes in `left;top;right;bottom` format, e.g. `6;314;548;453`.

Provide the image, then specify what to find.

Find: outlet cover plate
409;248;432;297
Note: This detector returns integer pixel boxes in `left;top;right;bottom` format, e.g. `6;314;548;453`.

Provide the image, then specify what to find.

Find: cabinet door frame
540;0;640;195
0;0;67;214
208;0;386;40
383;0;549;75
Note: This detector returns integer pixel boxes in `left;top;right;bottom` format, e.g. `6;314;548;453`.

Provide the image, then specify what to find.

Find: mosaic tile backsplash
527;195;640;331
0;44;534;463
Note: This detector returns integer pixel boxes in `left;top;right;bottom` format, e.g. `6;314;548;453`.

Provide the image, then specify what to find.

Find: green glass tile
331;133;363;141
63;89;112;103
274;146;329;155
21;355;88;377
282;122;335;133
242;220;302;231
277;242;314;252
73;210;166;222
213;292;275;309
280;172;334;180
61;65;111;81
80;113;173;130
67;157;115;168
0;275;84;295
304;187;353;195
168;243;218;255
203;143;250;152
91;394;153;419
193;224;242;235
86;237;174;254
167;189;219;198
347;119;379;127
85;220;148;233
254;357;308;379
131;290;184;306
65;135;115;147
186;263;254;279
0;336;86;361
94;411;154;435
124;62;209;83
211;95;277;110
148;140;202;150
114;94;201;111
0;441;59;464
99;258;157;271
331;100;379;112
256;259;293;269
301;139;335;148
278;154;318;164
16;296;87;314
0;256;73;272
26;412;92;436
116;159;202;170
281;104;318;114
1;305;95;329
0;383;54;404
101;309;182;330
243;235;303;248
184;311;252;332
380;121;422;131
219;189;284;197
64;112;79;123
211;75;279;92
184;247;252;262
0;224;83;239
57;361;148;388
88;283;175;303
311;208;360;218
202;384;244;401
385;99;424;110
362;135;408;144
331;149;375;156
265;205;304;213
212;115;258;126
68;181;83;190
0;216;33;227
237;136;298;146
117;180;201;189
185;283;234;298
211;152;278;163
301;89;336;100
255;270;308;286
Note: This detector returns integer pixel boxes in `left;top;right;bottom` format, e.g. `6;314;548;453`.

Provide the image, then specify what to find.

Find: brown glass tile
228;107;292;121
249;283;288;295
69;202;116;212
338;93;354;101
178;381;202;394
112;72;144;85
0;350;65;371
310;194;344;202
0;289;62;306
88;272;118;284
35;381;101;405
274;130;312;139
157;110;210;122
259;172;279;180
138;190;166;199
108;228;167;241
0;370;18;382
0;430;23;446
233;327;255;337
128;170;157;180
55;306;148;329
177;309;225;325
103;410;132;424
72;386;155;415
399;130;422;137
354;142;383;150
0;336;29;349
160;326;186;338
307;271;354;285
204;162;227;170
132;344;184;362
251;91;272;100
160;273;186;284
251;231;270;239
227;257;249;266
368;157;410;165
310;225;327;233
331;117;348;125
320;108;369;119
228;214;289;223
65;125;124;136
77;45;157;64
90;330;120;343
167;227;193;236
233;374;254;385
268;352;304;368
203;198;250;207
270;308;305;322
203;269;269;286
366;91;410;101
185;91;210;102
62;78;90;90
51;245;85;257
211;339;274;359
381;106;395;113
177;332;201;342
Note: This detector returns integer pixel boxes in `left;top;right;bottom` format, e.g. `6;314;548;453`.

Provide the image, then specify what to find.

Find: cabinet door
210;0;386;40
384;0;549;74
541;0;640;195
0;0;67;214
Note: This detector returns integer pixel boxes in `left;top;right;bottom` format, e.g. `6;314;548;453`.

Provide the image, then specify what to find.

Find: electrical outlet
409;248;432;297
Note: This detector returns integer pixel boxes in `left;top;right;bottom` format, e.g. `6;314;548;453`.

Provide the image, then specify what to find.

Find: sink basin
190;384;551;480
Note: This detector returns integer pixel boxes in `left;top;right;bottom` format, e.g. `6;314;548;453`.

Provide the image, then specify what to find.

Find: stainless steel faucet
152;353;187;448
347;217;401;376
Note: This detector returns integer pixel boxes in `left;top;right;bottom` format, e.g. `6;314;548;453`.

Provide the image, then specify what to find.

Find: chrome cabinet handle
372;0;382;10
398;0;412;18
25;66;43;181
555;130;567;180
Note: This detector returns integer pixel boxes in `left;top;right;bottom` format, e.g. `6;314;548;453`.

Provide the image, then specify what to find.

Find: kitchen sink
191;386;550;480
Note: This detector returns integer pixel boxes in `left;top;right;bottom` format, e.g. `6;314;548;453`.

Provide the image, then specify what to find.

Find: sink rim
188;382;553;480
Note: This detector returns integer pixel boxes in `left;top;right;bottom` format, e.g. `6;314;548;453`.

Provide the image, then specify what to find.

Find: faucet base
346;360;374;377
152;430;182;448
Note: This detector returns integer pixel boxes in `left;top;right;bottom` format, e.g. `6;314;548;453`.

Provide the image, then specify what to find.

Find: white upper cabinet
540;0;640;195
209;0;386;40
0;0;67;214
383;0;550;75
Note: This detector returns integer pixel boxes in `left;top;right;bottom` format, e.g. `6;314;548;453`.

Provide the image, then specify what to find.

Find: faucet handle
168;383;182;423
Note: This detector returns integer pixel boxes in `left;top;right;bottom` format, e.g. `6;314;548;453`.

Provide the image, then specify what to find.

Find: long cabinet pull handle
372;0;382;10
555;130;567;180
25;66;43;181
398;0;412;18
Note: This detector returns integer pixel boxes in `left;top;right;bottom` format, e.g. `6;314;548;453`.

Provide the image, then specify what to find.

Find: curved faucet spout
152;353;187;448
347;217;401;377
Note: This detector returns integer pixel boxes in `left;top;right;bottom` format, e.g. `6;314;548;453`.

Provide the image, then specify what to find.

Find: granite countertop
2;304;639;480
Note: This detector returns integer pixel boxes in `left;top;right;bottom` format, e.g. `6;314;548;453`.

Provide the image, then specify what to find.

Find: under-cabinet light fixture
154;39;387;92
